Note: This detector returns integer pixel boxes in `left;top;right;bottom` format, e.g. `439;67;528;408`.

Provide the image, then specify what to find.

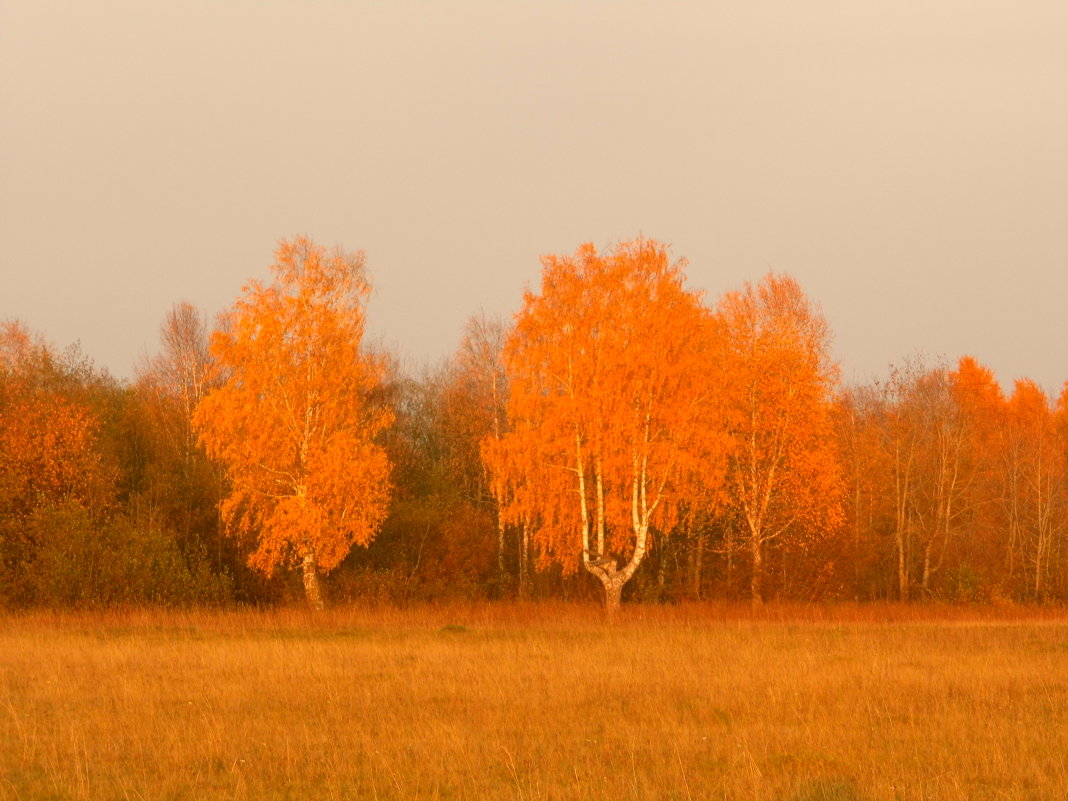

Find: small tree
0;321;116;604
193;238;392;609
1004;380;1064;599
445;314;512;583
716;274;843;605
135;304;224;558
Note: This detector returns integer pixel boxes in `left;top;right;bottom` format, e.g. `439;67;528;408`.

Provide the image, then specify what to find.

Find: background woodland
2;237;1066;608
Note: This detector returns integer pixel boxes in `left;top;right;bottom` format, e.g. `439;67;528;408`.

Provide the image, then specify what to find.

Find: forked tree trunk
302;550;325;611
593;563;623;619
586;559;626;618
602;578;624;616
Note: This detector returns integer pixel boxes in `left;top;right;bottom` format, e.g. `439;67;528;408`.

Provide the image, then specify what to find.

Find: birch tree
193;238;392;609
716;273;843;605
484;239;728;612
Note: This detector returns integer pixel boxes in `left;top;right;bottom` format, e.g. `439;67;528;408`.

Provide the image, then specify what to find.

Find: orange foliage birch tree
193;238;392;609
136;304;222;541
484;239;728;612
1004;380;1064;599
446;314;511;578
834;383;894;595
716;274;843;605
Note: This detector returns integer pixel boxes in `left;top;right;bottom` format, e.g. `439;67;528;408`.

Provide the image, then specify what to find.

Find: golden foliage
716;274;843;600
0;321;107;518
193;238;392;577
485;239;729;593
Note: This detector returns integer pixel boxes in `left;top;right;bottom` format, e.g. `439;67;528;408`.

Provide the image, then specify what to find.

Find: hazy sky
2;2;1066;392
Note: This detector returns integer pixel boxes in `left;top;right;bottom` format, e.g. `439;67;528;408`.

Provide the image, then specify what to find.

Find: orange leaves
716;274;843;535
485;245;852;607
950;356;1007;459
1004;379;1065;594
835;354;1068;601
714;274;843;601
0;321;106;518
0;385;102;514
193;238;393;582
1009;378;1058;437
487;238;728;595
0;320;39;369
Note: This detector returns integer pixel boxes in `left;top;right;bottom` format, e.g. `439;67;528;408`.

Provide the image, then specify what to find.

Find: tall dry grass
1;602;1066;800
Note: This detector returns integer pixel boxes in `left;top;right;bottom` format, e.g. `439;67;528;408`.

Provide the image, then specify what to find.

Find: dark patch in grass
91;625;204;641
329;628;376;639
789;777;863;801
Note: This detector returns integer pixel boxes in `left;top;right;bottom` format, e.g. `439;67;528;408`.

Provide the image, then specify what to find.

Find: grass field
1;602;1066;800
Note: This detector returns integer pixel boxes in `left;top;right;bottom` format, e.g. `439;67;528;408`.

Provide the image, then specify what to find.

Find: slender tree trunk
893;439;912;602
750;535;763;607
1006;457;1020;589
691;526;704;600
497;514;506;577
1034;490;1050;600
302;550;325;611
655;539;668;598
921;541;933;596
895;485;909;601
518;520;530;599
897;530;909;602
1034;543;1043;599
853;466;863;596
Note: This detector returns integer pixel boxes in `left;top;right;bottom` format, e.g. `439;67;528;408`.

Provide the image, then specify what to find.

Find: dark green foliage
19;503;231;607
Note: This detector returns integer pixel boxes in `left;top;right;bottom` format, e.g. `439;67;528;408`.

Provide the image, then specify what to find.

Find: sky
1;1;1066;393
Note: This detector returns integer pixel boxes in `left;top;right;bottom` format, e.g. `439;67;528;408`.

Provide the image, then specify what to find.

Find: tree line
2;236;1065;609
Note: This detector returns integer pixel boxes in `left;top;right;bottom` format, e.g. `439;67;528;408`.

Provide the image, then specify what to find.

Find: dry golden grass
1;602;1066;800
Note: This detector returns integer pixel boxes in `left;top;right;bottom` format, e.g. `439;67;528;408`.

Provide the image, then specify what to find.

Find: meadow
1;603;1066;800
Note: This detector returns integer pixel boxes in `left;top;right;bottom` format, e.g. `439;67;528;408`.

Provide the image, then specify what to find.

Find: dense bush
12;504;231;607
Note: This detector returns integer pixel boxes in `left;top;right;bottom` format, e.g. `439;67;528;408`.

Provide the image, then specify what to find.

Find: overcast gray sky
2;1;1066;393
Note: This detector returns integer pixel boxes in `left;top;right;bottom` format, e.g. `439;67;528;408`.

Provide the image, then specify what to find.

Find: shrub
19;503;231;607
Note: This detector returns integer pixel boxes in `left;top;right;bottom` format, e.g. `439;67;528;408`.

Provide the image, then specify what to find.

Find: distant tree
907;368;974;596
715;274;843;605
833;383;893;599
445;314;515;584
360;357;500;601
866;359;996;600
945;356;1007;597
1003;380;1064;599
485;239;729;612
135;305;222;540
0;320;213;607
833;355;1068;603
139;303;214;431
193;238;393;609
0;321;110;520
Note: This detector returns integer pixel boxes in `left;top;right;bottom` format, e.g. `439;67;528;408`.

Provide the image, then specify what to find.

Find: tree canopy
3;234;1068;609
484;238;731;610
192;237;393;608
